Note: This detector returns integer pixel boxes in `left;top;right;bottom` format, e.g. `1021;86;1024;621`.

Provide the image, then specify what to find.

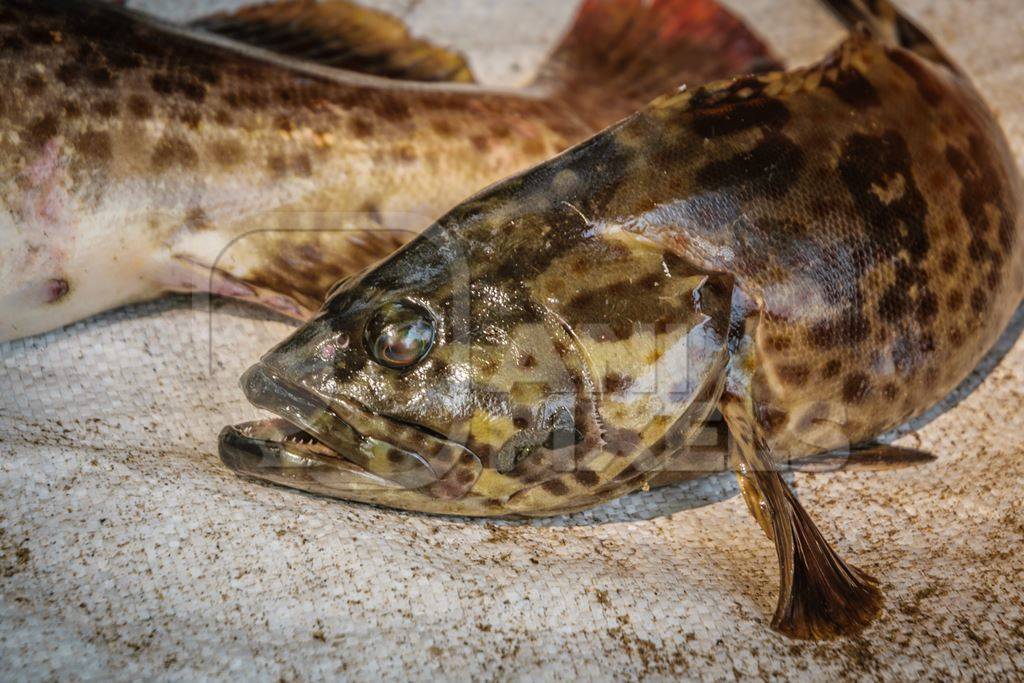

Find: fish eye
364;301;435;369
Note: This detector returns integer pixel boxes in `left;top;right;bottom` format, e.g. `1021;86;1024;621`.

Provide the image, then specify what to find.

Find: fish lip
221;363;442;489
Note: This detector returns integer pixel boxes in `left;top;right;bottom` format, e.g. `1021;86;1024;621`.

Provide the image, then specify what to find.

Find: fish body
0;0;775;340
223;0;1023;639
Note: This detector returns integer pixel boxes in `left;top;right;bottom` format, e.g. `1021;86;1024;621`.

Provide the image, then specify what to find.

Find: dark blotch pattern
696;133;805;200
690;92;789;139
152;135;199;171
841;373;872;404
823;67;881;108
75;129;112;162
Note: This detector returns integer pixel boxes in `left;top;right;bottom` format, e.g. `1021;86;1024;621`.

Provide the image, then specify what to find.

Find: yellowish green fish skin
223;0;1022;640
0;0;776;341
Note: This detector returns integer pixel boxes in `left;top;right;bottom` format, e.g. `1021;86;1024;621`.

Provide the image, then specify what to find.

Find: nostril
316;335;348;362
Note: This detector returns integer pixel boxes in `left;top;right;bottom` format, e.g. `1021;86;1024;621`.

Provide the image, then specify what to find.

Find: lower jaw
219;419;402;493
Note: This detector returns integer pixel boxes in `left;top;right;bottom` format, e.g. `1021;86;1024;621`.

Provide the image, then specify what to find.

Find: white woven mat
2;1;1023;680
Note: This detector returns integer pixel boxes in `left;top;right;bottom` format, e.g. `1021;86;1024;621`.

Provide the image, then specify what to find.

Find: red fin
190;0;475;83
536;0;782;121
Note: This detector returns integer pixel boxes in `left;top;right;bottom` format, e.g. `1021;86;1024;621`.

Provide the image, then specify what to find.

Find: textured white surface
2;1;1024;680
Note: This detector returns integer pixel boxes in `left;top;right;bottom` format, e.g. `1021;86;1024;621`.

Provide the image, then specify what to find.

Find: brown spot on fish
24;73;45;94
842;373;872;404
350;115;374;138
390;145;416;163
947;289;964;311
823;67;881;108
274;115;293;133
939;248;959;273
970;287;988;310
152;135;198;171
603;427;641;458
61;100;81;118
0;34;25;53
179;108;202;129
777;364;810;387
295;153;313;177
185;207;210;231
821;359;842;379
88;66;113;88
24;24;57;45
210;140;244;167
573;470;600;487
541;479;569;496
150;73;174;95
56;62;79;86
690;92;789;138
839;130;928;261
127;94;152;119
267;155;287;177
470;135;490;153
950;327;965;347
807;313;870;349
74;129;112;162
603;373;631;394
696;133;805;200
519;354;537;369
374;97;410;123
109;50;143;71
94;98;118;117
915;290;939;325
431;119;455;136
25;113;59;148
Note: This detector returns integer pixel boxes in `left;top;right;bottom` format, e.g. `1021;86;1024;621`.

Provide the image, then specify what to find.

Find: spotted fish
0;0;776;341
222;0;1023;639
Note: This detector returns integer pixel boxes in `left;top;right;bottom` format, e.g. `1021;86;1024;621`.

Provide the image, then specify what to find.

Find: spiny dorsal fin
189;0;475;83
819;0;958;73
534;0;782;124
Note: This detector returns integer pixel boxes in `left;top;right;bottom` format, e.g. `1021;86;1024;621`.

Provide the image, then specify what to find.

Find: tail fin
535;0;781;123
820;0;959;73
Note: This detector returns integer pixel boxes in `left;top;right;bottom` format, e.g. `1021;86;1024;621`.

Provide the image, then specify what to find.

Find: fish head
221;149;734;513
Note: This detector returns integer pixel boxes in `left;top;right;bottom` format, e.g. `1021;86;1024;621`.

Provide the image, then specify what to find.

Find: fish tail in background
819;0;959;72
188;0;476;83
533;0;782;123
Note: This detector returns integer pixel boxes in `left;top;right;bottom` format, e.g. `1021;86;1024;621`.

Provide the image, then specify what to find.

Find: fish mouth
220;363;467;496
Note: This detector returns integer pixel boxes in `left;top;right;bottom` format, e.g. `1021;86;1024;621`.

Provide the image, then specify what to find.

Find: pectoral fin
721;394;883;640
190;0;474;83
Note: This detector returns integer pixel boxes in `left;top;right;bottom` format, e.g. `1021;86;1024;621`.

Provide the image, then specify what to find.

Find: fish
0;0;778;341
221;0;1024;639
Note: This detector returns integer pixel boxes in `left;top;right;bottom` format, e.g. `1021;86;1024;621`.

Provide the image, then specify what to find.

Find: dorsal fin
189;0;475;83
533;0;782;124
819;0;959;73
